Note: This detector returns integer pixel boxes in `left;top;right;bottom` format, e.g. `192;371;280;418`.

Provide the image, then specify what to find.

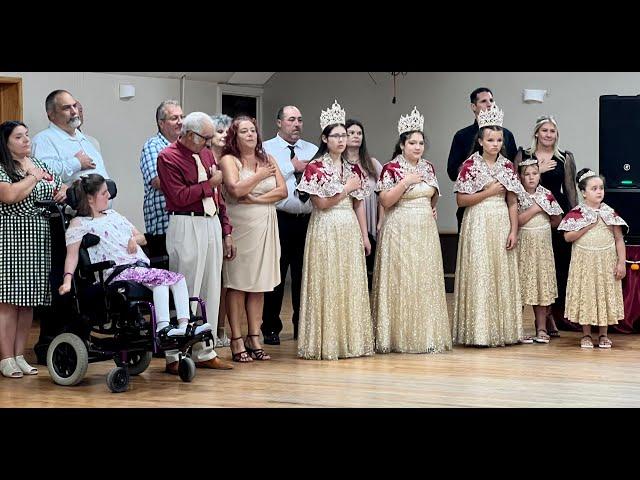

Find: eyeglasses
347;131;363;137
191;131;214;142
327;133;348;140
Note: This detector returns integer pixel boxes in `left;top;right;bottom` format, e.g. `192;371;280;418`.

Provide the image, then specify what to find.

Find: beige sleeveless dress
222;158;281;292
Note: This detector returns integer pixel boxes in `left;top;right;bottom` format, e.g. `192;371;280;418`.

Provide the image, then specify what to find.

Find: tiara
578;170;598;183
398;106;424;135
320;99;346;130
477;103;504;128
520;158;538;167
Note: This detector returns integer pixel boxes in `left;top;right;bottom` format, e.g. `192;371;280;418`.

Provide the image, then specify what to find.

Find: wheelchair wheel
46;333;89;386
106;367;130;393
178;357;196;382
118;351;153;376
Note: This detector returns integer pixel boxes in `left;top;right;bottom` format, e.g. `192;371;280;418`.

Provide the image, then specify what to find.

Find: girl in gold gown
452;105;527;347
517;159;563;343
558;168;627;349
372;107;451;353
296;101;374;360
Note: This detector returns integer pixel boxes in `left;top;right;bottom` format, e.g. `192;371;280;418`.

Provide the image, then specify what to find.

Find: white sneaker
194;322;213;335
167;327;187;337
156;324;187;337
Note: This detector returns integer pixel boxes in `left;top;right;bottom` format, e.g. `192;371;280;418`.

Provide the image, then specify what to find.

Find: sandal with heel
15;355;38;375
230;337;252;363
0;357;23;378
245;334;271;361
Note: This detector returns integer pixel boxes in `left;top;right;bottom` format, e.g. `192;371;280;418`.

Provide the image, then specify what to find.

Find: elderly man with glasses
156;112;235;373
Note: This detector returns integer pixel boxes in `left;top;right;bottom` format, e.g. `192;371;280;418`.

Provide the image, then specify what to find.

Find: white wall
7;71;639;234
0;72;220;230
184;79;219;117
263;72;640;233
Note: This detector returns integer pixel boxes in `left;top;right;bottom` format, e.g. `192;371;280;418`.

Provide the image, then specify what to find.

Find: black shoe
263;333;280;345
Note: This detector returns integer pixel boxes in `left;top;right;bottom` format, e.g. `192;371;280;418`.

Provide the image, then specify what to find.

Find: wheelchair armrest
84;260;116;274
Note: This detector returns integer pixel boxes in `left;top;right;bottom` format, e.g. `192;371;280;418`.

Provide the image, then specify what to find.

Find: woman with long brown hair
219;116;287;362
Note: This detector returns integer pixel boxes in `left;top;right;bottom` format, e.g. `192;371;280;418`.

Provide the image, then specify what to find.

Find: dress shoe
195;357;233;370
165;361;179;375
263;333;280;345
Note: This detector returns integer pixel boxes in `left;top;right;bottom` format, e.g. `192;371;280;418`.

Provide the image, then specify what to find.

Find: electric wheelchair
36;179;214;392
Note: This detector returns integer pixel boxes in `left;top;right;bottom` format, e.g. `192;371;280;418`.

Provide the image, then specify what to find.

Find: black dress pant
144;233;168;260
262;210;310;335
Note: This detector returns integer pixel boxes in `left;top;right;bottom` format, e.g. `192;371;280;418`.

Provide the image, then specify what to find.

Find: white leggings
151;277;190;328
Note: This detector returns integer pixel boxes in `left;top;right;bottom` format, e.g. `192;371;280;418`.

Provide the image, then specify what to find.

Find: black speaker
602;189;640;243
600;95;640;188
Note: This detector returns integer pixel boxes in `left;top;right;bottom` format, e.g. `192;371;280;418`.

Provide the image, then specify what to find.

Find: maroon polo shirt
157;140;232;237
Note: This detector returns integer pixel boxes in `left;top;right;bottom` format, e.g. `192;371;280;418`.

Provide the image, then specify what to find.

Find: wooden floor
2;285;640;408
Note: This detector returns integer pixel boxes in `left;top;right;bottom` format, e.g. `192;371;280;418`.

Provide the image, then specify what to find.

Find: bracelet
63;272;74;277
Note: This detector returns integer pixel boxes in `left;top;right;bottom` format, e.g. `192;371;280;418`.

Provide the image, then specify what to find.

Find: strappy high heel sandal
230;336;252;363
15;355;38;375
0;357;23;378
245;334;271;361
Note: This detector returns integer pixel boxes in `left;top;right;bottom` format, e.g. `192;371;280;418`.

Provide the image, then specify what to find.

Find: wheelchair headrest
81;233;101;249
66;178;117;209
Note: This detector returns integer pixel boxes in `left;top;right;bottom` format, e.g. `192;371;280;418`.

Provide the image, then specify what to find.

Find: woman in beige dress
296;100;374;360
220;116;287;362
517;159;563;343
372;107;452;354
452;105;527;347
559;168;627;349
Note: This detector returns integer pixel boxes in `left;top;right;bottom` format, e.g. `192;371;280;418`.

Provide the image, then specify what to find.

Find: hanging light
390;72;407;104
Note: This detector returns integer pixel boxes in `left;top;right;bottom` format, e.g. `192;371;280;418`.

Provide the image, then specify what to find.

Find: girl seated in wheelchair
58;174;213;342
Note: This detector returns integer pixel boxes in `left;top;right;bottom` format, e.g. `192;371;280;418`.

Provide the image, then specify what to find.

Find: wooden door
0;76;23;123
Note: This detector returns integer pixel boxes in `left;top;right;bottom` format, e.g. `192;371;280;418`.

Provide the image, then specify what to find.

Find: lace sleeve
297;159;344;198
65;219;88;245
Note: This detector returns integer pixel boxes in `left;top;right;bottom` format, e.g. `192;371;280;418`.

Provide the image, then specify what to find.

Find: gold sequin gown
518;212;557;306
297;196;375;360
565;218;623;326
372;184;452;353
452;194;524;346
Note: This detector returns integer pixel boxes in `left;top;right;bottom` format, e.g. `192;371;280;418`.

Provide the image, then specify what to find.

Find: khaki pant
165;214;223;362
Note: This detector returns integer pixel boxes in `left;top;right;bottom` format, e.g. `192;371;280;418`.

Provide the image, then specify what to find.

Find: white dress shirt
32;123;109;185
262;133;318;214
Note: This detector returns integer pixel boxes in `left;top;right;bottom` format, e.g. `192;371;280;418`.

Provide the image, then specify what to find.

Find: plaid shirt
140;132;170;234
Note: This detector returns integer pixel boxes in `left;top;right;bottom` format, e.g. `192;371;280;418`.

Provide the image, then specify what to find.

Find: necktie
193;153;217;216
289;145;309;203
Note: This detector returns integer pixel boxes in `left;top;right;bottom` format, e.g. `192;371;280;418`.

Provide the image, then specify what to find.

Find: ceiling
104;72;275;85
